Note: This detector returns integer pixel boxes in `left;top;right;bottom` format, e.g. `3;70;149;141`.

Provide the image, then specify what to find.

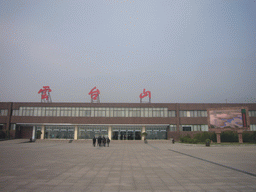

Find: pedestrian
103;136;106;147
93;136;96;147
107;137;110;147
97;136;100;146
98;136;101;147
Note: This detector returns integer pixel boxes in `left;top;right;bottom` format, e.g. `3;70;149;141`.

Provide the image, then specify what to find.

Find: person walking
98;136;101;147
103;136;106;147
97;136;100;146
93;136;96;147
107;137;110;147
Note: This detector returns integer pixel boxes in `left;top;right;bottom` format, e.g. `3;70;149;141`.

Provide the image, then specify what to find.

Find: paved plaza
0;139;256;192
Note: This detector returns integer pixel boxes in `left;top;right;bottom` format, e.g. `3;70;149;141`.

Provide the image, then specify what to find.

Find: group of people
92;136;110;147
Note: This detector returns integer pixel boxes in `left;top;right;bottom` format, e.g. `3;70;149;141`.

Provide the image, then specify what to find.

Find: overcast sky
1;0;256;103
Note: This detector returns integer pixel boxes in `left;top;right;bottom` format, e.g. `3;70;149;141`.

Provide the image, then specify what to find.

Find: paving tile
0;140;256;192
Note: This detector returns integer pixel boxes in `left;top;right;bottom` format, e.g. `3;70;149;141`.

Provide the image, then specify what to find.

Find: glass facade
179;111;207;117
12;107;175;118
179;125;208;131
250;124;256;131
45;126;74;139
249;111;256;117
0;109;8;116
145;126;168;139
112;126;142;140
78;125;108;139
169;125;177;131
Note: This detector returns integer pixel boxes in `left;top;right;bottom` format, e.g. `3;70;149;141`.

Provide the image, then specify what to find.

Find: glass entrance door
120;131;126;140
135;131;141;140
112;131;119;140
127;131;134;140
111;127;142;140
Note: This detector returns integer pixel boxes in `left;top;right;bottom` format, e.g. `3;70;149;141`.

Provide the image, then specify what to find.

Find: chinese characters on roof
89;86;100;103
37;86;151;103
38;86;52;103
139;89;151;103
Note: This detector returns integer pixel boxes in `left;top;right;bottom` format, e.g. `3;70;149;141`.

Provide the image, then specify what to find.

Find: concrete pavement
0;139;255;192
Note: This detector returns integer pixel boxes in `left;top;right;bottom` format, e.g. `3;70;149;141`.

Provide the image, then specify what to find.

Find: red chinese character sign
89;86;100;103
38;86;52;103
139;89;151;103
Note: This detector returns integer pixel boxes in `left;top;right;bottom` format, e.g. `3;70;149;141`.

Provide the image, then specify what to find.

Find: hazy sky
1;0;256;103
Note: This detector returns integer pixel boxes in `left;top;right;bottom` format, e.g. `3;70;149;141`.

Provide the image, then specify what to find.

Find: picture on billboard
209;109;243;129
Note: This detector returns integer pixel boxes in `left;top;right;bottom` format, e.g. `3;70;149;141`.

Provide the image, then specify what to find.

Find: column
74;125;78;140
176;103;180;132
142;126;145;140
216;133;221;144
238;133;243;144
108;126;112;140
238;129;243;144
32;126;36;141
216;129;221;144
41;125;45;139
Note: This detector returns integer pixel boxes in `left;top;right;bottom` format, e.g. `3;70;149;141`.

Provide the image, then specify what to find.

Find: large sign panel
209;109;243;129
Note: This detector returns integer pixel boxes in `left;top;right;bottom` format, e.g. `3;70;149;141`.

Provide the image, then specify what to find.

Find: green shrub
180;135;191;143
243;132;253;143
253;132;256;141
179;136;198;144
179;132;217;144
243;131;256;143
210;132;217;142
193;133;201;141
193;132;216;142
221;131;238;142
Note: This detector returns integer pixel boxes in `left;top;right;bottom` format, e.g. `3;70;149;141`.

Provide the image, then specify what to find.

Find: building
0;102;256;140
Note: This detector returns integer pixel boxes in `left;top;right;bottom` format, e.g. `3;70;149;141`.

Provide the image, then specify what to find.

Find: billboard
209;109;244;129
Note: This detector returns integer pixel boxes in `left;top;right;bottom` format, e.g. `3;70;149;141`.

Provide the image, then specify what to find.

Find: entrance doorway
112;131;119;140
127;131;134;140
120;131;126;140
111;127;142;140
135;131;141;140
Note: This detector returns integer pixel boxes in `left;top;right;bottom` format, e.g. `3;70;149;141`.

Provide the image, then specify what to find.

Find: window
183;126;191;131
169;125;176;131
12;110;18;116
0;109;8;116
57;107;61;116
37;107;42;116
181;125;208;131
148;108;152;117
179;110;207;117
249;111;256;117
201;125;208;131
250;124;256;131
11;106;173;118
41;107;46;116
33;107;37;116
